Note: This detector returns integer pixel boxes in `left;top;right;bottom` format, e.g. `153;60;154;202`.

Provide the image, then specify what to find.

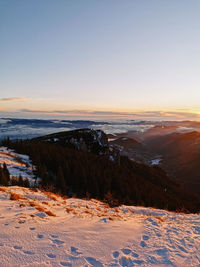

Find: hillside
31;128;109;156
145;131;200;194
109;137;155;164
1;136;200;213
0;186;200;266
1;135;200;266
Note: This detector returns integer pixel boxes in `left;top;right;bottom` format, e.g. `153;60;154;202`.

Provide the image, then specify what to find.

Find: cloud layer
0;97;28;102
18;108;200;120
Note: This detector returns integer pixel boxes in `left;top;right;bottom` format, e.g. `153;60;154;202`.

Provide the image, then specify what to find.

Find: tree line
1;137;200;213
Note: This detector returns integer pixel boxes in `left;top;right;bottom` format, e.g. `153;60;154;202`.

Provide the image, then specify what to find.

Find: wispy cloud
20;109;44;113
0;97;28;102
18;108;200;120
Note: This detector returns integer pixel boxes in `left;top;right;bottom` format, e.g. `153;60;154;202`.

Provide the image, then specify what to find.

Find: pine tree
57;166;67;195
0;164;9;186
18;174;24;186
23;178;30;188
3;162;10;182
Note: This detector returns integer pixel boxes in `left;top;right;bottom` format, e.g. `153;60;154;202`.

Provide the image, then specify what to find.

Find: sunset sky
1;0;200;120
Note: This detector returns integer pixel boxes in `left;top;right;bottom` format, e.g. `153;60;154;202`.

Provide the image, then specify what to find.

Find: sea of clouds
0;118;156;140
0;117;200;140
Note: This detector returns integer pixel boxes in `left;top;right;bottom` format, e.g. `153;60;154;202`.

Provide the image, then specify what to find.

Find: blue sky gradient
1;0;200;119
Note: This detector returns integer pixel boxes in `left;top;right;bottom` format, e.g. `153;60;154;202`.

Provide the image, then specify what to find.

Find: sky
1;0;200;120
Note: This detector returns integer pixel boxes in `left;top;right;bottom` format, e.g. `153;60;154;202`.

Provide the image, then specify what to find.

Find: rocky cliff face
32;128;109;156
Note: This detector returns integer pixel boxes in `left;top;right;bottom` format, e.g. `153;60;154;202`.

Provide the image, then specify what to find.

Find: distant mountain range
1;119;200;207
145;131;200;194
2;117;200;140
110;125;200;195
1;128;200;213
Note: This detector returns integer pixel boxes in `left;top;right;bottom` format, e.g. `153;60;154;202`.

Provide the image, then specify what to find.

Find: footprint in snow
52;239;65;245
35;212;47;218
46;253;56;258
50;234;58;238
121;248;132;255
140;241;147;247
131;252;139;258
142;235;149;241
13;245;22;250
23;250;35;255
193;226;200;234
155;248;168;256
85;257;103;267
132;259;145;265
176;245;188;253
70;246;82;256
176;253;186;259
155;248;175;266
37;234;44;239
119;256;134;267
101;218;108;223
60;262;72;266
113;251;119;258
147;218;158;226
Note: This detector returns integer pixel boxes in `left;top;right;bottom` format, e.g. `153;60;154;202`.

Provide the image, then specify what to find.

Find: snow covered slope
0;146;200;266
0;186;200;267
0;146;39;186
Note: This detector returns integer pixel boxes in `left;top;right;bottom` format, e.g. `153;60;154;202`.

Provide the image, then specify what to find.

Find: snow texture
151;158;162;165
0;147;39;186
0;185;200;266
0;147;200;266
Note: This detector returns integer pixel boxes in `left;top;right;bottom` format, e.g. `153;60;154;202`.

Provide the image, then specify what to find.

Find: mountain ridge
1;129;200;213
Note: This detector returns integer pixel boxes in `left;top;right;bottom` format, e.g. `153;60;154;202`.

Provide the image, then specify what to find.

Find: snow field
0;186;200;266
0;146;200;266
0;146;39;186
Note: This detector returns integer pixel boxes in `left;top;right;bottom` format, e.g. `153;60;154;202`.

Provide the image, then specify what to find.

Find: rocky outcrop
31;128;109;156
